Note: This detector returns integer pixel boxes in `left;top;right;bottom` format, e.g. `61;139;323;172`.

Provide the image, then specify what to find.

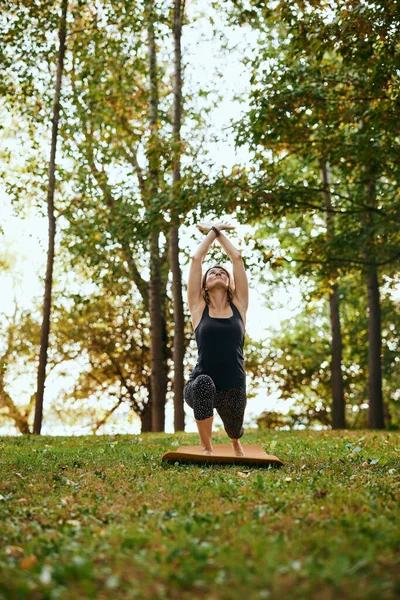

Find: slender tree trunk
147;2;165;431
363;179;385;429
33;0;68;434
366;264;385;428
140;391;153;433
170;0;185;431
149;230;164;432
321;161;346;429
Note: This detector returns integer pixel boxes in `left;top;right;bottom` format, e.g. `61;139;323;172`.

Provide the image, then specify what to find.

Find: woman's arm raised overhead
187;228;218;310
215;228;249;312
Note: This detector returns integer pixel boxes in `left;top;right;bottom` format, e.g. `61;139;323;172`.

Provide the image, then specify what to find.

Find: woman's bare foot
231;439;245;457
201;447;213;456
196;416;214;456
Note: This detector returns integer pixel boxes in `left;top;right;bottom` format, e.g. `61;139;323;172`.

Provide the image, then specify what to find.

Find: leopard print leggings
184;374;247;439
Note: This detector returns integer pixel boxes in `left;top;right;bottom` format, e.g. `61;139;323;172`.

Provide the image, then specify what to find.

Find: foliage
1;0;230;433
216;0;400;429
256;410;296;430
256;271;400;429
225;0;400;271
0;299;41;434
1;0;399;433
52;288;152;427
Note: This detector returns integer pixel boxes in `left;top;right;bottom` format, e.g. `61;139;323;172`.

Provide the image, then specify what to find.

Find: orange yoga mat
162;444;283;467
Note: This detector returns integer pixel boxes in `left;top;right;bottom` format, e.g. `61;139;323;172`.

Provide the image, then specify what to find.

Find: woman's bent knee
192;374;216;393
188;376;216;420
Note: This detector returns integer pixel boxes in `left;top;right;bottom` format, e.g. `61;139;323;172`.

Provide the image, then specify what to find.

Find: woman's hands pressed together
196;220;236;233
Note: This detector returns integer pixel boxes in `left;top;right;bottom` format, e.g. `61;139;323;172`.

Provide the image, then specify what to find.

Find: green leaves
230;0;400;263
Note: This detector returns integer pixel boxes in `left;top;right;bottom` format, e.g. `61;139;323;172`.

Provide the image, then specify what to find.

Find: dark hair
201;265;234;305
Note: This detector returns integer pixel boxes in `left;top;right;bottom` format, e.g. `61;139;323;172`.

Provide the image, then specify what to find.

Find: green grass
0;430;399;600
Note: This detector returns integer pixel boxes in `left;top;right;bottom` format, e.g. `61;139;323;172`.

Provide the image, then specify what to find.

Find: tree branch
91;395;125;433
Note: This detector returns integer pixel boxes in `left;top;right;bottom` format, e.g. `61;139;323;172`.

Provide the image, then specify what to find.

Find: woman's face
205;268;229;289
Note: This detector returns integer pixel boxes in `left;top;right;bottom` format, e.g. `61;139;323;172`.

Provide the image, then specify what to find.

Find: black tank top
188;301;246;390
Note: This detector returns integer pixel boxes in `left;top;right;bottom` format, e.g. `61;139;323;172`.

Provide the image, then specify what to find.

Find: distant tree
146;0;166;431
321;161;345;428
0;301;41;434
34;0;68;434
0;0;70;434
59;0;219;432
257;272;400;429
169;0;186;431
53;288;154;432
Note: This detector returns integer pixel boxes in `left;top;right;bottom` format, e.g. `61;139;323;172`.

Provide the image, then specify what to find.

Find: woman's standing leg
215;387;247;456
184;375;217;455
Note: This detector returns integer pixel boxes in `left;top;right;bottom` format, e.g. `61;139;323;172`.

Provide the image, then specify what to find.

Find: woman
184;220;249;456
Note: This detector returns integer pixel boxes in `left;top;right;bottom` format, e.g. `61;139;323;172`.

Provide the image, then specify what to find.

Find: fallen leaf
6;546;24;558
20;555;37;570
66;519;81;528
17;498;27;503
313;489;328;499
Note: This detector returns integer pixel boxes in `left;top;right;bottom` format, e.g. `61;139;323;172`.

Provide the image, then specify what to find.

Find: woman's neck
208;290;230;311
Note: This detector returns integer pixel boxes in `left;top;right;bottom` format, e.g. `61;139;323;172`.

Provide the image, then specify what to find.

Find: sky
0;1;302;436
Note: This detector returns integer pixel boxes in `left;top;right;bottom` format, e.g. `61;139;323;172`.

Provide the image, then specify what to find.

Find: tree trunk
140;393;153;433
321;162;346;429
363;179;385;429
170;0;185;431
33;0;68;435
366;264;385;428
149;231;165;431
147;2;165;431
328;282;346;428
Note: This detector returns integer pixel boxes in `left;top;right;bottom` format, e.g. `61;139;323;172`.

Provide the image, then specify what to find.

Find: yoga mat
162;444;284;467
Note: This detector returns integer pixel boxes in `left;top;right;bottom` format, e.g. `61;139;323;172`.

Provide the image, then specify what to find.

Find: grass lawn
0;430;399;600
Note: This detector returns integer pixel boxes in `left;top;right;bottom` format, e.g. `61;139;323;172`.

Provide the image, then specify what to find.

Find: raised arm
215;229;249;312
187;229;218;310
